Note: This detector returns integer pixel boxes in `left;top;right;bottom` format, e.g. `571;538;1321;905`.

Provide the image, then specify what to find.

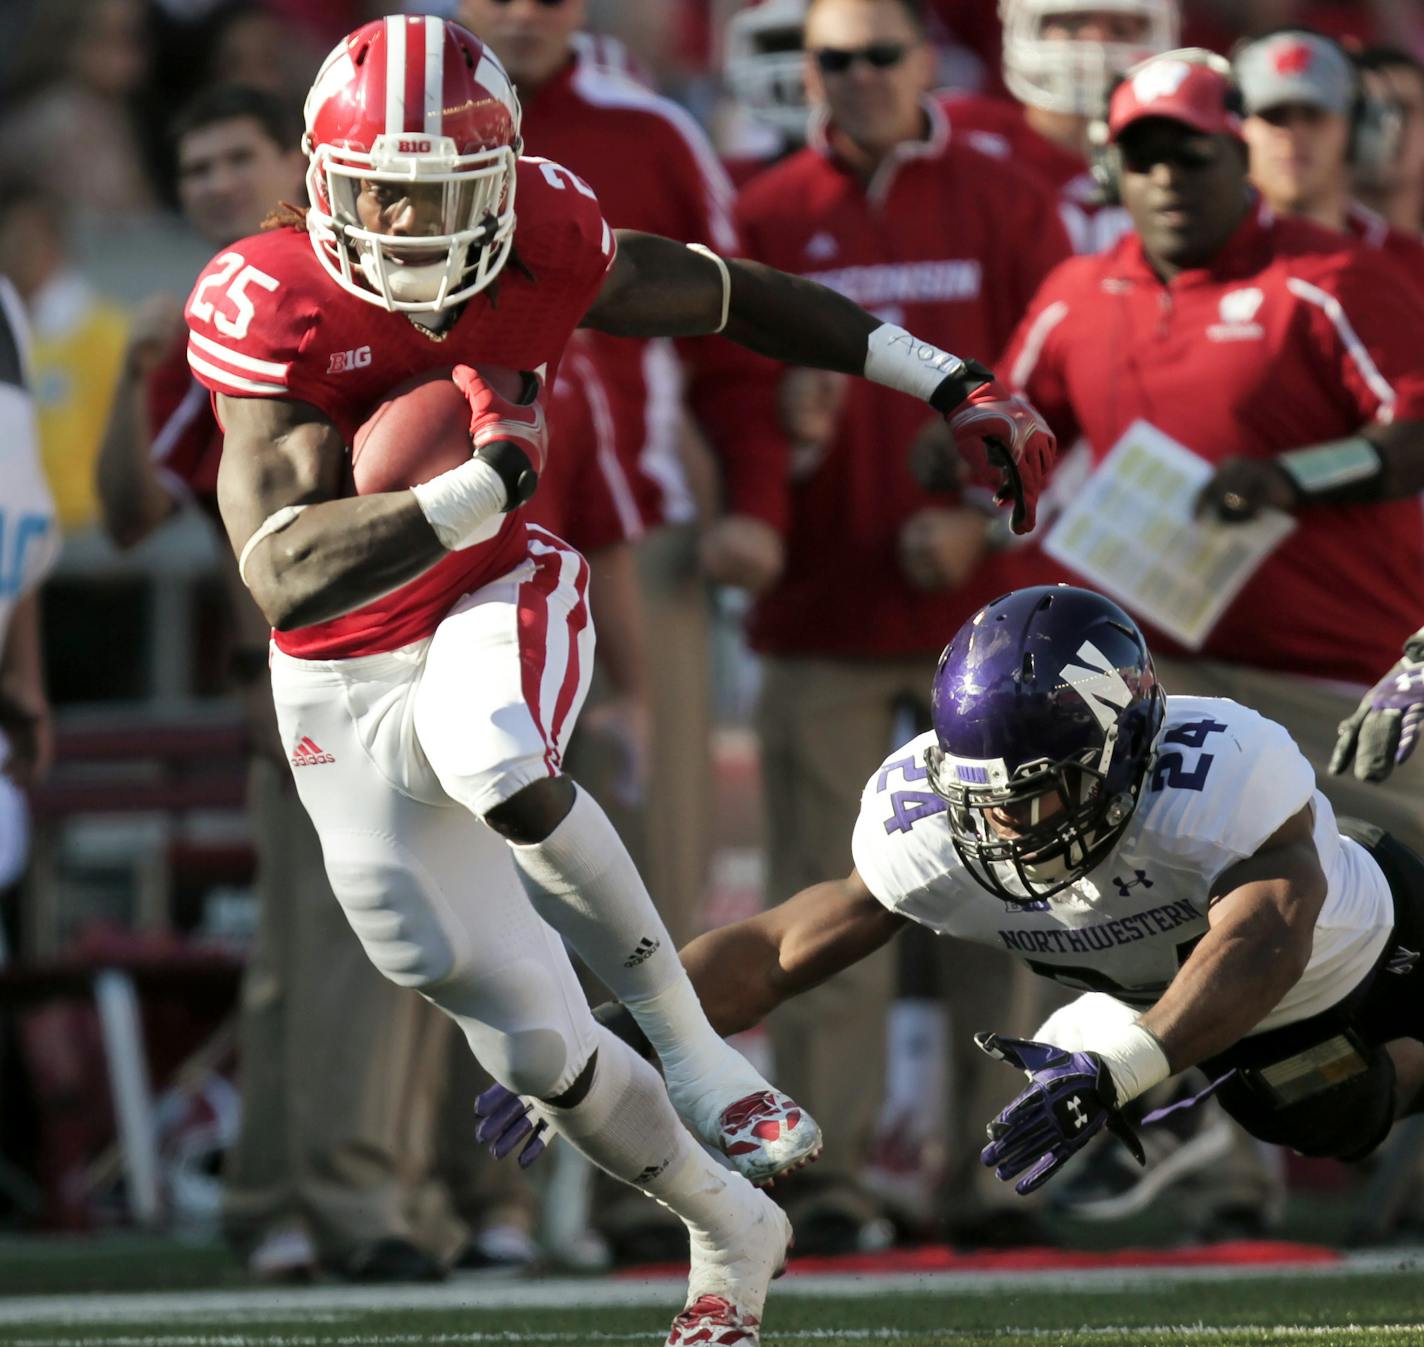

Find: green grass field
1;1246;1422;1347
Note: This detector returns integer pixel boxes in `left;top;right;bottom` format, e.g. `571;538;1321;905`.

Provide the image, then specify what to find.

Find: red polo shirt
735;101;1072;657
1001;199;1424;683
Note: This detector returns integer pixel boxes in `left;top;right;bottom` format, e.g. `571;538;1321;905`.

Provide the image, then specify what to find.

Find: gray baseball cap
1234;31;1356;117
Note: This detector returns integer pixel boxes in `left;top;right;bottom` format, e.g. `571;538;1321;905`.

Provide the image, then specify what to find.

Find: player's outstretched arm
216;392;448;630
582;231;1056;532
1139;805;1327;1077
679;868;907;1038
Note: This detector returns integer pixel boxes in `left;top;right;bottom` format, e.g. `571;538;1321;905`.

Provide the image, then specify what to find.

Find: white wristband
238;504;308;587
687;243;731;334
411;456;509;550
864;322;968;402
1087;1022;1171;1106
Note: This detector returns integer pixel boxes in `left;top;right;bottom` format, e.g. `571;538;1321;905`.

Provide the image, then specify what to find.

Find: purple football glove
474;1082;550;1168
1330;630;1424;783
976;1032;1144;1196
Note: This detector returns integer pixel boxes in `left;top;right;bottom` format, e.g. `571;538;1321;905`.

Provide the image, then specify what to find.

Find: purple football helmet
925;585;1165;902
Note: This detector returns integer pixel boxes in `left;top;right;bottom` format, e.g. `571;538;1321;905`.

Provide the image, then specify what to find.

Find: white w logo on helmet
1058;640;1132;736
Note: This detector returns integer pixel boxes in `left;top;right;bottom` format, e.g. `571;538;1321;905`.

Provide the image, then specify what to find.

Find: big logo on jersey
1058;640;1133;735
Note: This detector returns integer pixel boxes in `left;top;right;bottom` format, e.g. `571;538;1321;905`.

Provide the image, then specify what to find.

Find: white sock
510;787;764;1107
543;1026;755;1239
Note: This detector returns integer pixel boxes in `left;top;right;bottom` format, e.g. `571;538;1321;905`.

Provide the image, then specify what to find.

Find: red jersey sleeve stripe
150;379;210;464
1286;276;1398;421
188;330;291;381
187;345;288;396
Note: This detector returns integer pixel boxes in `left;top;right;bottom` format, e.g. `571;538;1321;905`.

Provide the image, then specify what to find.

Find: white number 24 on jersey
189;252;280;340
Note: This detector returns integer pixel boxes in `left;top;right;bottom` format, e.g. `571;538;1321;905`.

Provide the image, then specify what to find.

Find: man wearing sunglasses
721;0;1071;1251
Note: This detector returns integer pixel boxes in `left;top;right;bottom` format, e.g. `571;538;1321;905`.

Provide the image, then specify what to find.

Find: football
350;365;525;495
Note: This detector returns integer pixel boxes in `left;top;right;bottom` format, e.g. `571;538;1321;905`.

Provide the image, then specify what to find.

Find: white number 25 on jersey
189;252;279;340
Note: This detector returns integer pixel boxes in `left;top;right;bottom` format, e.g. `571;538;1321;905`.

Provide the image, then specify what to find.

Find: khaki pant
756;655;936;1188
635;523;713;947
223;759;453;1265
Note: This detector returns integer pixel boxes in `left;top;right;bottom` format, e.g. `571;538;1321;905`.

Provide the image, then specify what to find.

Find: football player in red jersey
185;17;1050;1342
96;85;464;1285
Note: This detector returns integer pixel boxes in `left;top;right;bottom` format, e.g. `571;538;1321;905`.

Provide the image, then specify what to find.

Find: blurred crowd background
3;0;1424;1289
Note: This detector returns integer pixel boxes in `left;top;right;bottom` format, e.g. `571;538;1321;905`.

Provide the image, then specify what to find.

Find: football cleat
668;1189;791;1346
666;1295;761;1346
714;1090;823;1188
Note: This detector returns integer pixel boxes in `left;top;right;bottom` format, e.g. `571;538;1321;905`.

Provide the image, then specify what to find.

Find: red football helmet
302;16;522;313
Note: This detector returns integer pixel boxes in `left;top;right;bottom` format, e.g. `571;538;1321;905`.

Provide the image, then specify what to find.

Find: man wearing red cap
997;48;1424;1230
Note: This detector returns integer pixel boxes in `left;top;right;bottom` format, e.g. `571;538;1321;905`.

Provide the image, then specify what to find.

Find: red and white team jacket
184;158;615;661
518;50;787;528
733;99;1073;658
1000;198;1424;684
939;92;1133;256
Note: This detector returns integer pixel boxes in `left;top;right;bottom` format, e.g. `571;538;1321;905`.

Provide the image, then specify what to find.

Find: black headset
1088;48;1244;207
1231;27;1404;181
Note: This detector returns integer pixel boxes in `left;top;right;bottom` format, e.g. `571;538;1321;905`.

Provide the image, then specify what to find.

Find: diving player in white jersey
478;585;1424;1192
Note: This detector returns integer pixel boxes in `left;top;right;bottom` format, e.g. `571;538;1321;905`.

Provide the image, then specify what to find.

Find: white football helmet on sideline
1000;0;1180;117
724;0;810;139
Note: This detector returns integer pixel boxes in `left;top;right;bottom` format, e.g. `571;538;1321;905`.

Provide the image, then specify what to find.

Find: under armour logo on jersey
291;735;334;766
1386;945;1419;976
623;936;661;968
1058;641;1132;734
327;345;372;373
1131;60;1191;104
1113;870;1154;896
1066;1095;1088;1129
805;231;839;261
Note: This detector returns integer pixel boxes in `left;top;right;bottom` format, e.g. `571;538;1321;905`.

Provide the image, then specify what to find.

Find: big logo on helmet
1058;640;1132;734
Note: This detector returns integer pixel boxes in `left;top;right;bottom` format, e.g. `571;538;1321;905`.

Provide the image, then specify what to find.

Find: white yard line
8;1327;1424;1346
0;1251;1420;1328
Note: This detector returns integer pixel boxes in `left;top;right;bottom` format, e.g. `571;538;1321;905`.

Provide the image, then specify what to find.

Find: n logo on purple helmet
1058;640;1133;734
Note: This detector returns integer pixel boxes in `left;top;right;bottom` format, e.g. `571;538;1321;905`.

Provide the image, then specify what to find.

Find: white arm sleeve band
864;322;969;402
411;456;510;550
1086;1022;1171;1107
238;504;309;587
687;243;731;335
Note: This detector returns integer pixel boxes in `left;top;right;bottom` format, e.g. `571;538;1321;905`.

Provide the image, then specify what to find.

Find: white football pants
268;530;599;1099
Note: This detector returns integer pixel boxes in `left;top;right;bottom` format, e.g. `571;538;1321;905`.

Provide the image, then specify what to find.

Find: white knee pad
1034;991;1140;1052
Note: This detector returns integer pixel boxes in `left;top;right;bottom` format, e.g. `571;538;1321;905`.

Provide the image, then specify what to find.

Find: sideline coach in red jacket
1003;49;1424;860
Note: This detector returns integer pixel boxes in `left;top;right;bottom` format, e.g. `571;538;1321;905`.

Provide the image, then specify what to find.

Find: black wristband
592;1000;654;1061
927;356;995;415
474;438;539;511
